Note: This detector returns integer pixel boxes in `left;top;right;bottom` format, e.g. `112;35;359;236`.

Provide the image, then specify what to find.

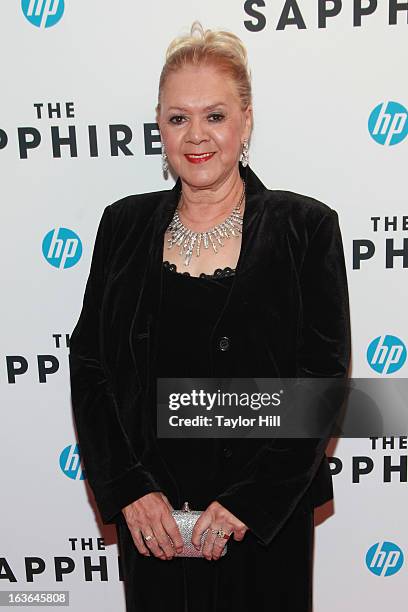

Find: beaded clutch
171;502;228;557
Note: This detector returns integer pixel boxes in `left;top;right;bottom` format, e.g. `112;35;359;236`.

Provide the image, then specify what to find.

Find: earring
240;139;249;167
161;142;169;179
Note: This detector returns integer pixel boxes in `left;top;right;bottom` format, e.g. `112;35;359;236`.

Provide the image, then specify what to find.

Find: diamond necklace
166;179;246;267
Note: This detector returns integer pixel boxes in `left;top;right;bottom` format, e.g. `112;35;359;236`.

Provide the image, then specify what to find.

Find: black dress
154;260;236;509
116;260;315;612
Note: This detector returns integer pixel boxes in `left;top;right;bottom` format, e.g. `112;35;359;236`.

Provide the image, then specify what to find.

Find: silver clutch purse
171;502;228;557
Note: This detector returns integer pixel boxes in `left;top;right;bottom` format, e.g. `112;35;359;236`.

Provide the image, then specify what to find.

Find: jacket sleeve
214;209;351;546
68;205;164;524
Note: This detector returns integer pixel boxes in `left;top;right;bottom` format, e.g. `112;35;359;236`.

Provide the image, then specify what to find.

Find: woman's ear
155;104;161;129
243;104;253;141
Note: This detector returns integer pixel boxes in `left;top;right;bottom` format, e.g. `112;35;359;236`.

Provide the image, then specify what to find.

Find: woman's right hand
121;491;184;560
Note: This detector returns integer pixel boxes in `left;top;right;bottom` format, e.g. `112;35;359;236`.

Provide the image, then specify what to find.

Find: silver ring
143;534;155;542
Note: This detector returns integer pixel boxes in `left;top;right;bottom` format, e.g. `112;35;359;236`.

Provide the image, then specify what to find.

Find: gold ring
211;528;229;539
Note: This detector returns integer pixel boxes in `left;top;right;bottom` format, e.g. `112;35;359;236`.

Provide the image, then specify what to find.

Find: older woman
69;21;351;612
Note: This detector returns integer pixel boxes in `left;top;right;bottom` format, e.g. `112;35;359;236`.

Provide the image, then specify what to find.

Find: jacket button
218;336;230;351
223;447;233;458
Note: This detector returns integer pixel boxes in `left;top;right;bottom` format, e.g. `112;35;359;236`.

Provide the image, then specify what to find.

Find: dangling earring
161;141;169;179
240;139;249;167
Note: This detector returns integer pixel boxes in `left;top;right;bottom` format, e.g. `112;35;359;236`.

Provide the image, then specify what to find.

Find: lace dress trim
163;260;236;279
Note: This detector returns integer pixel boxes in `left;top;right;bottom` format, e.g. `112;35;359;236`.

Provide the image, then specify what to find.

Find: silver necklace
166;179;246;267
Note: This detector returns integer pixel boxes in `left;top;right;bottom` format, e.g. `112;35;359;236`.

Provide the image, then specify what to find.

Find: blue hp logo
368;101;408;146
367;334;406;374
59;444;85;480
21;0;64;29
366;541;404;577
42;228;82;269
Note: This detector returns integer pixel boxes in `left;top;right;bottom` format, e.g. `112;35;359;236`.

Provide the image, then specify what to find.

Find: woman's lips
184;152;216;164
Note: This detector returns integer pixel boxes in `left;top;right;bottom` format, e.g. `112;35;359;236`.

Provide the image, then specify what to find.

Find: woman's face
157;64;252;191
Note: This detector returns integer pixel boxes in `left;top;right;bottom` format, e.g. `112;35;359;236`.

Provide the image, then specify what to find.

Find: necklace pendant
196;234;202;257
209;233;218;253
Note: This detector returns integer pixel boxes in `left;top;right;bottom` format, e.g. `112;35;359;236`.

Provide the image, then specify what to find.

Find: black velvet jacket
68;162;351;547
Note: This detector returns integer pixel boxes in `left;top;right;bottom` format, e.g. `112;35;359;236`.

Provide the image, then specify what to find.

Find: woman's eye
169;115;185;124
208;113;225;122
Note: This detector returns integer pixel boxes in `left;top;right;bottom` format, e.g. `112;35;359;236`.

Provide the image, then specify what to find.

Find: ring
143;534;155;542
210;528;232;539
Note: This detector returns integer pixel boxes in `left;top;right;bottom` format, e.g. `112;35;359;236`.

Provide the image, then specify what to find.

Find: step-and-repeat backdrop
1;2;407;610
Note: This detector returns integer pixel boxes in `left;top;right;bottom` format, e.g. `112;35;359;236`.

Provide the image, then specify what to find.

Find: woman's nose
185;117;209;144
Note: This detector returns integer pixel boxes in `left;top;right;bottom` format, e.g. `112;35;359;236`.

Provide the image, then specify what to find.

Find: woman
69;21;351;612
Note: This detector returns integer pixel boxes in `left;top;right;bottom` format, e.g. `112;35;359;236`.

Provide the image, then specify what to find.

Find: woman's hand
122;492;184;560
191;500;249;560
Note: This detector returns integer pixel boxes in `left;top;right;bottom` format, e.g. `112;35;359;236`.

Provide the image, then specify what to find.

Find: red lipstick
184;152;215;164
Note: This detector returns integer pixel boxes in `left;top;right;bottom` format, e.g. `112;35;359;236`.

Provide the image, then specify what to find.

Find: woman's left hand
191;500;249;560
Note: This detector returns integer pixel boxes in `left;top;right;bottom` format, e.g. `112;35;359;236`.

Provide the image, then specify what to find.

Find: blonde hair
156;21;252;113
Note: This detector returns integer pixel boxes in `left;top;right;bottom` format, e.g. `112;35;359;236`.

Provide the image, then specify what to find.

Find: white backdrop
1;1;407;610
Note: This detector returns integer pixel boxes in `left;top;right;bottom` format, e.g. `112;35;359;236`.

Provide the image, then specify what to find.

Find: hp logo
367;334;406;374
59;444;85;480
42;228;82;269
366;541;404;577
368;101;408;146
21;0;64;29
